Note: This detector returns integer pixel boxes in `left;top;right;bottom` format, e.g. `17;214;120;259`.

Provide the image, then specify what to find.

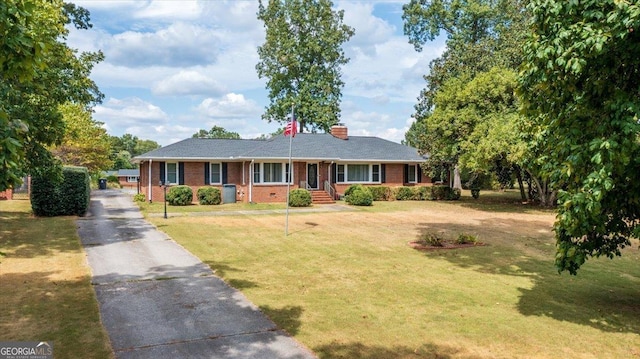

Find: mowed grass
147;193;640;358
0;200;113;358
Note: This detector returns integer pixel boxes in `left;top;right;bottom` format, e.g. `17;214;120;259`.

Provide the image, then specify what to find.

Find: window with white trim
408;164;418;183
166;162;178;184
126;176;138;183
253;162;290;184
337;164;382;183
210;163;222;184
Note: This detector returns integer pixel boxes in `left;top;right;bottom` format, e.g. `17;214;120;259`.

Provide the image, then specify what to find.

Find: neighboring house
133;124;430;203
116;169;140;189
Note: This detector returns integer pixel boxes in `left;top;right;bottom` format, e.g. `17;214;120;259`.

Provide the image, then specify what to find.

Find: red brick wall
139;160;431;203
0;189;12;200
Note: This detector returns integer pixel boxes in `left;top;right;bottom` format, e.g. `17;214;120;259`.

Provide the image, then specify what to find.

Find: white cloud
95;97;169;131
152;70;227;96
196;93;262;119
340;2;395;56
133;1;203;20
107;22;221;67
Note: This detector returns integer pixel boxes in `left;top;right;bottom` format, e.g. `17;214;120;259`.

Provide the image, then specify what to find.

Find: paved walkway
77;190;316;359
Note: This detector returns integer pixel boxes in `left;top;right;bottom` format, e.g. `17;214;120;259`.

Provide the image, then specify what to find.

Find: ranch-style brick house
134;124;431;204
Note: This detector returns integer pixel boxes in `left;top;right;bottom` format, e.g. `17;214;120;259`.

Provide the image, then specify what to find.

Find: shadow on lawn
259;305;304;335
314;341;464;359
0;211;79;259
203;260;259;290
415;218;640;335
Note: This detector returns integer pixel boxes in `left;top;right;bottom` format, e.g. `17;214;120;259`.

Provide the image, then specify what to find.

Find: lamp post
159;180;167;219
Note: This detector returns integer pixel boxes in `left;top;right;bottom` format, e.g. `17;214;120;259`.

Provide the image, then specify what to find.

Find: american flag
284;118;297;137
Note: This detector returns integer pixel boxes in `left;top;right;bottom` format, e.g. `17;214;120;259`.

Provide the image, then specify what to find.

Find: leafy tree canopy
109;134;160;169
256;0;354;133
192;126;241;139
0;0;103;190
50;103;112;174
520;0;640;274
402;0;527;112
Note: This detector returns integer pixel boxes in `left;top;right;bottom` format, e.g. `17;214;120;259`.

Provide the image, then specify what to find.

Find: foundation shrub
166;185;193;206
395;186;418;201
197;186;221;205
369;186;391;201
289;189;312;207
345;185;373;206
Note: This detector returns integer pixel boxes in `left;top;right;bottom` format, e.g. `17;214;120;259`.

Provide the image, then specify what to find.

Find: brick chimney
330;123;348;140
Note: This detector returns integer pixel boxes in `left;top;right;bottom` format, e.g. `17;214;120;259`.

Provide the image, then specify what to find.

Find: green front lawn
0;200;113;359
146;196;640;358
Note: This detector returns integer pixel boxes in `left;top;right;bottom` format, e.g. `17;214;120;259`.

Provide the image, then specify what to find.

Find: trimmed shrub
166;185;193;206
289;188;312;207
369;186;391;201
346;186;373;206
417;186;434;200
430;185;461;201
197;186;221;205
395;186;418;201
31;166;91;217
344;184;364;197
133;193;146;202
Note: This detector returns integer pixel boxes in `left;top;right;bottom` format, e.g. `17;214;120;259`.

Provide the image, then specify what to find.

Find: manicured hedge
391;185;461;201
166;185;193;206
345;184;373;206
197;186;221;205
289;188;312;207
369;186;392;201
31;166;91;217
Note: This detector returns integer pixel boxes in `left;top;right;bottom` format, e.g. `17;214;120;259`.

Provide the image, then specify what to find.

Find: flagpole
285;104;294;236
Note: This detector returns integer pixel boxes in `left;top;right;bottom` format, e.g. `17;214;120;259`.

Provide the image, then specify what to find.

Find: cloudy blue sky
68;0;446;146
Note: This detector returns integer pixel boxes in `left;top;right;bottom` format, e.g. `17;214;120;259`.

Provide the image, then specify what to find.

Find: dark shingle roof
134;134;425;163
117;169;140;176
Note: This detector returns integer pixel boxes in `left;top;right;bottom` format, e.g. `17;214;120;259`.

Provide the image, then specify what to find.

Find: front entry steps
310;190;335;204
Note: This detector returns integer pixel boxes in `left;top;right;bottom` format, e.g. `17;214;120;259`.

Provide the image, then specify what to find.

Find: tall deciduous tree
520;0;640;274
109;134;160;169
50;103;112;174
0;0;103;190
256;0;354;133
402;0;533;197
192;126;241;139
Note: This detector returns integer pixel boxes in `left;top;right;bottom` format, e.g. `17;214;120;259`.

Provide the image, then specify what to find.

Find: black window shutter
417;166;422;183
204;163;210;184
222;163;228;184
403;164;409;184
178;162;185;185
332;163;337;183
381;164;386;183
159;162;165;183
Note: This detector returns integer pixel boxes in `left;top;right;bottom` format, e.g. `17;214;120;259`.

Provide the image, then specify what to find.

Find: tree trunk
513;165;527;202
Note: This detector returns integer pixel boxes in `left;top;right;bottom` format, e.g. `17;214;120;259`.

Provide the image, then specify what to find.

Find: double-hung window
166;162;178;184
126;176;138;183
210;163;222;184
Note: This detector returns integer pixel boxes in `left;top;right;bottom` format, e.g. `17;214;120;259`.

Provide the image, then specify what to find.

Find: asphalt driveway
77;190;316;359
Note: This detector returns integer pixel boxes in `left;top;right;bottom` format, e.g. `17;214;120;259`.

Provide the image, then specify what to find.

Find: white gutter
249;159;254;203
148;159;152;203
242;161;245;185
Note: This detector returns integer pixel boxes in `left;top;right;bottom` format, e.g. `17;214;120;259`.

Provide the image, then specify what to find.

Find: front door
307;163;318;189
